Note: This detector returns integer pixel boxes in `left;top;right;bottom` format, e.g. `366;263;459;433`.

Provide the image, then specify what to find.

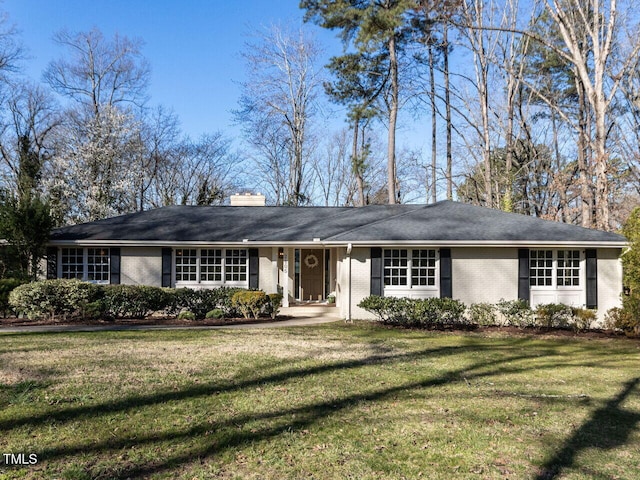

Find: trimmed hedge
102;285;171;319
166;287;245;319
358;296;467;327
232;290;269;319
9;279;102;320
360;295;598;331
8;281;248;321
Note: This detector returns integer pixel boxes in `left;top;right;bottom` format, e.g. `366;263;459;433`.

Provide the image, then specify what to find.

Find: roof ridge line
323;204;428;242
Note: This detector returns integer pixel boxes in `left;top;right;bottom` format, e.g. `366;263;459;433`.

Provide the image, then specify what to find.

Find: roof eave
48;239;627;249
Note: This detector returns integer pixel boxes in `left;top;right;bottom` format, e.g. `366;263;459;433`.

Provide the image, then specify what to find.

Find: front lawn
0;323;639;479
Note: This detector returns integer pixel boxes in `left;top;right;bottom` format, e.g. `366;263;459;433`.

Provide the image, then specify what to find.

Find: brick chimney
229;192;266;206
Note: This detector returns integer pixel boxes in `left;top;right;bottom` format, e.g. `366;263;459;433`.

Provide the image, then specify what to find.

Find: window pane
200;249;222;282
383;249;409;287
557;250;580;287
529;250;554;286
87;248;110;282
225;249;247;282
175;249;197;282
61;248;84;280
411;249;437;287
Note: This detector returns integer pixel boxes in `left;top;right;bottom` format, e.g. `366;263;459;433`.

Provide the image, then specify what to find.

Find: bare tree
152;133;238;207
235;24;322;205
542;0;640;229
44;27;149;116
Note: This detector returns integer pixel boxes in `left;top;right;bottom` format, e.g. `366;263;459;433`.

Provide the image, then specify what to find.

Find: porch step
280;305;341;319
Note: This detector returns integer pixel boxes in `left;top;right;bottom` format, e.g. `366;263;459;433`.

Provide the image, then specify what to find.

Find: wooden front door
300;249;324;301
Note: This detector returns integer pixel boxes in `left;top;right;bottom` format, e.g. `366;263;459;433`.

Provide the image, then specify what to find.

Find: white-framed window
529;249;582;288
384;249;438;289
175;248;248;286
200;249;222;282
384;249;408;286
60;247;110;283
175;249;197;282
225;249;248;283
61;247;84;279
557;250;581;286
87;248;110;282
530;249;553;287
411;249;437;286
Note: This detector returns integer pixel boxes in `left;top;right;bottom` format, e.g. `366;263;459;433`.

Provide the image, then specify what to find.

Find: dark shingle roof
50;201;625;245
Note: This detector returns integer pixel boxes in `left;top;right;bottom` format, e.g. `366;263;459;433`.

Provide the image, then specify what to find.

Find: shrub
205;308;224;319
9;279;102;320
358;295;466;328
535;303;574;329
84;300;108;320
605;305;640;337
102;285;170;319
495;299;535;327
571;308;597;332
265;293;283;319
468;303;496;326
231;290;268;319
167;287;245;319
178;310;196;321
169;288;218;319
0;278;27;317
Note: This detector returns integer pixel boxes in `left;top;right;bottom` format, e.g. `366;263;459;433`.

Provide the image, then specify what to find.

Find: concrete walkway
0;316;342;334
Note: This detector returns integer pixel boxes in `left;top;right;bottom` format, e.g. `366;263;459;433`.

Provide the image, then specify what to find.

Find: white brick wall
597;248;623;319
121;247;163;286
452;247;519;305
258;247;275;293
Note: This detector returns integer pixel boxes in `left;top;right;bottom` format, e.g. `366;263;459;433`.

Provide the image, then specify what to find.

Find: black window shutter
370;247;383;296
586;249;598;309
161;248;172;287
249;248;259;289
440;248;452;298
110;247;121;284
518;249;530;303
46;247;58;279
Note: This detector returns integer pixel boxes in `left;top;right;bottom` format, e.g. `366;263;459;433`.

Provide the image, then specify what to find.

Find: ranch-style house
46;194;626;321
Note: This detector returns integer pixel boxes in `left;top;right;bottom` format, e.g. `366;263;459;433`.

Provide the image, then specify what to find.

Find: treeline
0;0;638;268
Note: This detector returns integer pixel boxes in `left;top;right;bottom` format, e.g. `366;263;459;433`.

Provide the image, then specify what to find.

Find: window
530;250;553;286
225;249;247;282
87;248;110;282
61;247;110;283
411;249;437;286
530;249;581;288
61;248;84;279
175;249;197;282
384;249;437;288
175;248;248;285
384;249;408;286
200;249;222;282
557;250;580;286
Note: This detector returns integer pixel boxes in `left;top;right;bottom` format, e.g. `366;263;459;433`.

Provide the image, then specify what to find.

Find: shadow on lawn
535;377;640;480
2;336;636;478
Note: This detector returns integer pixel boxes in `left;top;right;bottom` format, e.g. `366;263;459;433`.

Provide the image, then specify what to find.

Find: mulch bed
0;315;294;328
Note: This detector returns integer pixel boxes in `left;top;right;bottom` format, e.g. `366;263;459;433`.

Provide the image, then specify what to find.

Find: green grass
0;322;639;479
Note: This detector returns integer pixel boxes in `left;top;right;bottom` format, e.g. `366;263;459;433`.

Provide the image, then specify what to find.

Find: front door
300;249;324;301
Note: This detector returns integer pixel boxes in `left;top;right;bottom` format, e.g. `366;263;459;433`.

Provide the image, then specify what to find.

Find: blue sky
3;0;343;139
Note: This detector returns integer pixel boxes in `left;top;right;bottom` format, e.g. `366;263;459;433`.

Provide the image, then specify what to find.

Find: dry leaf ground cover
0;322;639;479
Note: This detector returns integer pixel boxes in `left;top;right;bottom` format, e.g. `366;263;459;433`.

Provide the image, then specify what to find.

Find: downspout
347;243;352;322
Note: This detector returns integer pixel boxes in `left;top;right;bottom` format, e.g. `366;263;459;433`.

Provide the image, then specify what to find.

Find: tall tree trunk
576;76;593;227
387;34;398;204
428;42;437;203
444;23;453;201
351;116;365;207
